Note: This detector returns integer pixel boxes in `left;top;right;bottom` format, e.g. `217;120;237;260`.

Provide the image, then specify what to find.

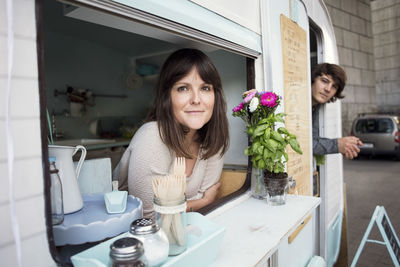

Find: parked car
351;114;400;159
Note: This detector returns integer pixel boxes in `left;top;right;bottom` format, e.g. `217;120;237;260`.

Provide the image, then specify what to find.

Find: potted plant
232;89;303;205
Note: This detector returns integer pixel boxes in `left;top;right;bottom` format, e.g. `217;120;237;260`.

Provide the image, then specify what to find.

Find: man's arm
313;136;339;155
312;106;339;156
312;105;362;159
313;135;363;159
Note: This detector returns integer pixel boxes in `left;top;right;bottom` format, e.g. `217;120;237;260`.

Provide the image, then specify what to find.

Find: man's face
312;74;338;106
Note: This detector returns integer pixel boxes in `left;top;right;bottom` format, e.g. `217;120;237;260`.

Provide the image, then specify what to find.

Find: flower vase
250;167;267;199
264;173;289;206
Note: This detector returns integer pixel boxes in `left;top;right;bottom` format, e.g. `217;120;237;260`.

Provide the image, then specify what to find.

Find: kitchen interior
42;0;251;264
43;0;249;169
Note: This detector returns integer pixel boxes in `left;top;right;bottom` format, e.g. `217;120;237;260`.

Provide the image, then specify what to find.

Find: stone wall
324;0;378;136
371;0;400;113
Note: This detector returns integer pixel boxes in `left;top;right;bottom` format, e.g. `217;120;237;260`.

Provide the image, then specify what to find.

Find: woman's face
170;67;215;133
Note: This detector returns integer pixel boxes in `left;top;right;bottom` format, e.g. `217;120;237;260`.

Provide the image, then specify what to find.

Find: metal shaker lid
109;237;144;261
130;218;160;235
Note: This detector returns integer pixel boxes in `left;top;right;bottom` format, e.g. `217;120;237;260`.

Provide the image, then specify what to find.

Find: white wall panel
12;38;38;78
16;195;47;241
10;78;40;118
0;35;7;75
190;0;261;34
0;0;55;265
12;0;36;39
0;121;6;161
0;203;14;246
0;78;5;118
0;243;18;266
0;162;8;204
324;102;344;227
14;157;44;200
0;0;5;34
21;233;55;267
12;118;42;159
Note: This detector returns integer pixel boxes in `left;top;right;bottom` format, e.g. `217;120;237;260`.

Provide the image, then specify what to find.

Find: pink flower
242;89;257;97
243;91;256;103
260;92;278;107
233;102;244;112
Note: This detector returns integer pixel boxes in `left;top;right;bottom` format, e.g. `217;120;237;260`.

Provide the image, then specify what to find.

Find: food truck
1;0;345;266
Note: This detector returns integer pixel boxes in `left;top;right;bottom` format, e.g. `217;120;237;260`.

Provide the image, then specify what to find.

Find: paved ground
344;156;400;267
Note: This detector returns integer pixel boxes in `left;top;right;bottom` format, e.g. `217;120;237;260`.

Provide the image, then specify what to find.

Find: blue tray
53;194;143;246
71;212;225;267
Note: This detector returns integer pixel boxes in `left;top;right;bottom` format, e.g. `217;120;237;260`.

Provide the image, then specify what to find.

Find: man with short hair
312;63;362;159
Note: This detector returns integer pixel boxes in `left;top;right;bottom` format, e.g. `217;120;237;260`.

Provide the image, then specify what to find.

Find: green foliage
246;112;303;173
314;154;326;166
233;90;303;173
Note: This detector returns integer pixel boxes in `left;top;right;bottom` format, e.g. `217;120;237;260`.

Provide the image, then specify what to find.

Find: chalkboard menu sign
351;206;400;267
379;210;400;265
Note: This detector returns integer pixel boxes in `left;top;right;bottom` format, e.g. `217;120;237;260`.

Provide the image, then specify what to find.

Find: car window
355;118;393;133
378;119;393;133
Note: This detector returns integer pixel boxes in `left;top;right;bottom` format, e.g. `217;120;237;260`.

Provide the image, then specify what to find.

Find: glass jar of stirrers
154;195;187;256
152;157;187;256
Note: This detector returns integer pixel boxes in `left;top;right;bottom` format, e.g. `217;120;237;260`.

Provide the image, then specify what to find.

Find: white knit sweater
113;121;224;217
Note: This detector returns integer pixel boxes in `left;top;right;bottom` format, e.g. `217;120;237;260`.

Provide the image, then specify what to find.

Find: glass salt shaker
109;237;147;267
154;195;187;256
129;218;169;266
49;157;64;225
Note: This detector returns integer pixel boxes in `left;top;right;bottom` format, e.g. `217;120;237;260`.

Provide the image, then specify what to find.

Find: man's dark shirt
312;104;339;155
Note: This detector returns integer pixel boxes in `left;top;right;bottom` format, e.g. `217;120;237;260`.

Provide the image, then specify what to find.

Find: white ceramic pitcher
49;145;86;214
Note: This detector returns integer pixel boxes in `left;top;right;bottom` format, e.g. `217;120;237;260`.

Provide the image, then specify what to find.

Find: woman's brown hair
146;48;229;159
311;63;347;102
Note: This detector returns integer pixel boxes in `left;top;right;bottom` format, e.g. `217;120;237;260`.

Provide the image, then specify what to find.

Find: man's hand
338;136;363;159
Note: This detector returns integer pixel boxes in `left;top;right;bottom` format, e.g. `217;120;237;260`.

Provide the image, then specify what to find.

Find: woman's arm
186;152;224;211
186;182;221;211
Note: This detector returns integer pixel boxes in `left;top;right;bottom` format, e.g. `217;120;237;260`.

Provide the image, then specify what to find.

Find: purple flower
260;92;278;107
243;91;256;103
233;102;244;112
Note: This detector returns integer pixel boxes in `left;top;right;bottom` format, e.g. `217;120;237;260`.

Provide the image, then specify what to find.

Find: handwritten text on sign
280;14;311;196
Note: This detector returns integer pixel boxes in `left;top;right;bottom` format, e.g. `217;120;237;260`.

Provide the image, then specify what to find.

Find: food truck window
37;0;256;263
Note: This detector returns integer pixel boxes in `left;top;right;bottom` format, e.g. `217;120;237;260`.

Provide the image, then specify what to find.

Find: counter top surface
207;193;320;267
53;138;131;150
84;138;130;150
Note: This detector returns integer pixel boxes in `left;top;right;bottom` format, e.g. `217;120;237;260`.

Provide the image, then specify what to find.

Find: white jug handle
73;145;87;179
